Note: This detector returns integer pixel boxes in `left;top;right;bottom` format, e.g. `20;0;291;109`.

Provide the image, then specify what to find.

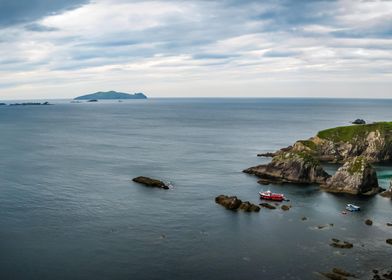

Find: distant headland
74;91;147;100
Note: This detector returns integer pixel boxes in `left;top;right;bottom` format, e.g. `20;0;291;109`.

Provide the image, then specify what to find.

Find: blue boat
346;204;360;212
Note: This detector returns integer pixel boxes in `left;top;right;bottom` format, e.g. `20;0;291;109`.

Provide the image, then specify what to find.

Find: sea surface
0;98;391;280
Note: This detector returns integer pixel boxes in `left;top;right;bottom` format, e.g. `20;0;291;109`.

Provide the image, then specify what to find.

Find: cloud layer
0;0;391;98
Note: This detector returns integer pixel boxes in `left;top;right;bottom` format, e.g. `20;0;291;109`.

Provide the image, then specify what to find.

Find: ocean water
0;98;391;280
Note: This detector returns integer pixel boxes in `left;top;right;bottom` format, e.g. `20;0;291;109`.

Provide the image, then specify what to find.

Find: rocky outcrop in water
215;195;260;212
380;180;392;198
330;238;353;249
243;151;330;184
132;176;169;189
322;157;380;195
352;119;366;125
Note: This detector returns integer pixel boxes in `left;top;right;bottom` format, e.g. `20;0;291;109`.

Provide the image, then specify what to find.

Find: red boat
259;190;285;201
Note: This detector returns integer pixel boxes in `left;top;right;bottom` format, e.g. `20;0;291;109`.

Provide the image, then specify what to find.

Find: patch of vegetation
317;122;392;143
273;151;320;166
297;140;318;151
347;156;366;175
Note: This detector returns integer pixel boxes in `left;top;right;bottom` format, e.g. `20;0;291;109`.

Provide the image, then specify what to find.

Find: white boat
346;204;360;211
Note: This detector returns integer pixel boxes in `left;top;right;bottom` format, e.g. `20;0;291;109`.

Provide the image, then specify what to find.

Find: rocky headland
244;151;330;184
245;122;392;195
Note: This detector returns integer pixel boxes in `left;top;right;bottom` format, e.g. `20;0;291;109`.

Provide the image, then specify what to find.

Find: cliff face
286;122;392;163
243;151;330;184
322;156;380;195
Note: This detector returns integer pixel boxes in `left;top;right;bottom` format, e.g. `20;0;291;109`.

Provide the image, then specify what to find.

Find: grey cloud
24;23;59;32
0;0;89;27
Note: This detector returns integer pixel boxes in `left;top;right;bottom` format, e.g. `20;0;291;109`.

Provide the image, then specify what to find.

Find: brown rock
281;205;291;211
332;268;356;277
330;239;353;249
259;202;276;209
215;195;260;212
132;176;169;189
365;219;373;226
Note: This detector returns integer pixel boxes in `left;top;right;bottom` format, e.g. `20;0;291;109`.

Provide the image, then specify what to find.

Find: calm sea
0;98;391;280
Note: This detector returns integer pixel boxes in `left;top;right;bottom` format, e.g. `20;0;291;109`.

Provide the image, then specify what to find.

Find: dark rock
9;102;51;106
352;119;366;125
259;202;276;209
387;223;392;227
365;219;373;226
330;239;353;249
257;152;277;157
387;239;392;245
257;179;271;185
301;216;307;221
316;224;333;230
320;272;348;280
239;201;261;212
332;268;356;278
132;176;169;189
244;151;330;185
281;205;291;211
322;156;380;195
215;195;259;212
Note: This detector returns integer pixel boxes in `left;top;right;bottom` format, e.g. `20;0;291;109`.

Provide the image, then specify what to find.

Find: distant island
74;91;147;100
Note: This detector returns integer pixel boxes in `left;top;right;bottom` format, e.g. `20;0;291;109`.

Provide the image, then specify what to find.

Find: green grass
297;140;318;151
347;156;366;175
317;122;392;143
273;151;320;166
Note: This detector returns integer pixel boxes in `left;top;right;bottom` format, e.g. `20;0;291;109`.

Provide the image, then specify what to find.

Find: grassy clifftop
317;122;392;142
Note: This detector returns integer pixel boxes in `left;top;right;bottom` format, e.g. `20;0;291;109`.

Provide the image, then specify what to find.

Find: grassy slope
317;122;392;143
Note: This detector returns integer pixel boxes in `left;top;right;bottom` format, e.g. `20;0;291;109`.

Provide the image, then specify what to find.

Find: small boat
259;190;285;201
346;204;360;212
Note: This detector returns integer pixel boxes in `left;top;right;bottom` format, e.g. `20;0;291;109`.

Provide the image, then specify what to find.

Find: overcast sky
0;0;391;99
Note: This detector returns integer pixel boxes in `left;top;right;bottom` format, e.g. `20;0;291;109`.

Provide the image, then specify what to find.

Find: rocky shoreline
244;122;392;196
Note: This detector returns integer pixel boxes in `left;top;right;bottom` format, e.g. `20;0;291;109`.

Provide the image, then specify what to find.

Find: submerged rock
281;204;291;211
259;202;276;209
132;176;169;189
215;195;260;212
330;239;353;249
365;219;373;226
320;272;348;280
387;239;392;245
322;156;380;195
244;151;330;184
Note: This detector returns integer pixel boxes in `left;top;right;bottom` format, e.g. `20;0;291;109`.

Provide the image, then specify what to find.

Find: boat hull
259;194;285;201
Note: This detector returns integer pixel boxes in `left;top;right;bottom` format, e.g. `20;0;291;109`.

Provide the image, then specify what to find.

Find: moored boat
259;190;285;201
346;204;360;212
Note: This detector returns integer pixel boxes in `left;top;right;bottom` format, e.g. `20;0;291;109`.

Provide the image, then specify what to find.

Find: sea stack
322;156;380;195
